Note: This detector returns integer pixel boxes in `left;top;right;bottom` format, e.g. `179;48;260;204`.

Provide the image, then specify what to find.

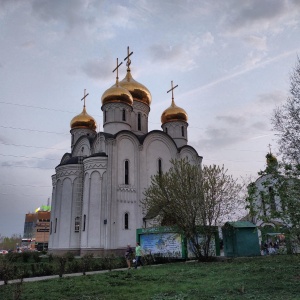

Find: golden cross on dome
112;58;123;84
167;81;178;102
81;89;89;107
124;46;133;69
268;144;272;154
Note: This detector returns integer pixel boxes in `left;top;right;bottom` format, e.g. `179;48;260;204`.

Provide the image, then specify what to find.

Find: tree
142;158;243;260
272;56;300;164
246;156;300;252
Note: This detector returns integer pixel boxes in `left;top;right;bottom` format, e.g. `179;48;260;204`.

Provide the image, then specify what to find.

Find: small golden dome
161;99;188;124
119;70;152;106
266;153;278;166
101;84;133;106
70;106;97;130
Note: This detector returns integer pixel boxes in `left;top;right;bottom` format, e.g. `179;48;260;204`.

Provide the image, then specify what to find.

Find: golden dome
266;152;278;166
161;99;188;124
119;70;152;106
70;106;97;130
101;84;133;106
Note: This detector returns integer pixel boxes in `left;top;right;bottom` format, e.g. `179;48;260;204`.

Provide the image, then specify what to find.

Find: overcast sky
1;0;300;237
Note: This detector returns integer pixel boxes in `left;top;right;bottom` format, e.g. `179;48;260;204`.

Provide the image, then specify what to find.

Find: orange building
23;207;51;251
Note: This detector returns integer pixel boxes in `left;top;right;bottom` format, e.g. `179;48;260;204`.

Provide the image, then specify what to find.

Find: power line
1;165;54;170
0;125;69;135
0;142;68;151
0;193;50;197
1;183;51;188
0;101;102;117
0;154;58;160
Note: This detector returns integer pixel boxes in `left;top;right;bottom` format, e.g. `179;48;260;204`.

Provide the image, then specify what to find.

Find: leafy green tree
142;158;243;260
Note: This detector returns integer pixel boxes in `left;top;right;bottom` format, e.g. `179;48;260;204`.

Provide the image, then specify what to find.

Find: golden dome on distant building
70;106;97;130
101;57;134;107
101;84;133;106
266;152;278;166
161;81;188;124
119;69;152;106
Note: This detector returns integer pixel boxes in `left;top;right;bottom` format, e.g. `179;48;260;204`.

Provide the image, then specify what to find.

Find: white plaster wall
53;179;62;248
58;178;73;248
114;135;139;248
87;171;102;248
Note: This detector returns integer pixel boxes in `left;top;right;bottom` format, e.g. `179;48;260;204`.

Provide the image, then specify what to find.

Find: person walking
135;242;143;269
125;245;133;269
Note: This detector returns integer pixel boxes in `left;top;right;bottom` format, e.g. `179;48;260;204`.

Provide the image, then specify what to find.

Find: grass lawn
1;255;300;300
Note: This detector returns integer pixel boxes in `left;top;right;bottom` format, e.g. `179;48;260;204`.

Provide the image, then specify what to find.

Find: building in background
22;205;51;251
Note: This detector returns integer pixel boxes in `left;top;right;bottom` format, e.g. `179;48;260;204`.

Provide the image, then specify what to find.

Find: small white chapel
48;48;202;256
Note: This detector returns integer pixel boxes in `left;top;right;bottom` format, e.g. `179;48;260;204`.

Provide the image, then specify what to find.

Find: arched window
158;158;162;176
125;213;129;229
83;214;86;231
138;113;141;131
165;127;168;134
55;218;57;233
75;217;80;232
125;160;129;185
50;221;52;235
181;126;184;137
122;109;126;121
269;187;276;212
104;111;107;122
260;191;267;216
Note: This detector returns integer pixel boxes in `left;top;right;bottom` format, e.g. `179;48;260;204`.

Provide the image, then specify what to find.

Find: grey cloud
256;91;286;106
223;0;299;34
21;41;35;49
216;115;246;126
149;44;184;63
81;57;113;80
251;121;268;130
195;127;249;151
244;36;267;51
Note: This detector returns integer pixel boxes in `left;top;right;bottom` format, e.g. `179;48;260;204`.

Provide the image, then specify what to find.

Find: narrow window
165;127;168;134
181;126;184;137
125;160;129;184
138;113;141;131
83;214;86;231
260;192;266;216
55;218;57;233
122;109;126;121
125;213;129;229
75;217;80;232
50;221;52;235
269;187;276;212
158;159;162;176
104;111;107;122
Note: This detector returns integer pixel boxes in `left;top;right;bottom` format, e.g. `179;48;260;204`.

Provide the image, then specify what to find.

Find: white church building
48;49;202;256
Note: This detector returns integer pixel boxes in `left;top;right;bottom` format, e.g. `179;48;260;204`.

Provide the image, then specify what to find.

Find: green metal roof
225;221;256;228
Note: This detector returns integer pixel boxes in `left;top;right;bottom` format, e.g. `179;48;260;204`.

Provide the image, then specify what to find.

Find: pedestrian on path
125;245;133;269
135;242;143;269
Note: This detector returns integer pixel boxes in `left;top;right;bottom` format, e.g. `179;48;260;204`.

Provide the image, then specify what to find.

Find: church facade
48;51;202;256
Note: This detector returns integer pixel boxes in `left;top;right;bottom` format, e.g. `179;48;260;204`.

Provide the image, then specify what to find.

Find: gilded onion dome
162;81;188;124
266;152;278;166
70;106;97;130
101;57;133;107
161;99;188;124
101;84;133;106
119;69;152;106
